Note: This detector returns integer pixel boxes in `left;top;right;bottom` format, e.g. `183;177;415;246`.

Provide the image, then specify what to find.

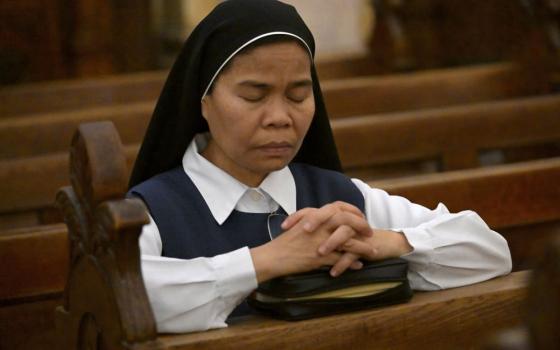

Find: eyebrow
237;79;312;89
289;79;313;88
237;80;269;89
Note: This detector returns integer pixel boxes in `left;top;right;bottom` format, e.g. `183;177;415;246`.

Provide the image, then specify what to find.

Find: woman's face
201;41;315;186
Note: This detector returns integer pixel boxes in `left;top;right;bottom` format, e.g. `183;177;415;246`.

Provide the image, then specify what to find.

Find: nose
262;97;292;128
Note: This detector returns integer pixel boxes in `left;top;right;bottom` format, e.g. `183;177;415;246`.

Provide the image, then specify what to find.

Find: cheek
205;93;235;129
206;99;254;149
295;100;315;135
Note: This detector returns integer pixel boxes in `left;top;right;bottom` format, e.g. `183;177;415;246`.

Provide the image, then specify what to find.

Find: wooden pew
0;224;67;350
483;236;560;350
0;71;165;117
322;62;549;118
3;123;559;349
2;89;558;163
0;55;384;117
48;121;528;349
0;68;552;159
2;94;559;229
0;145;138;229
334;94;560;177
0;64;552;160
0;62;543;117
0;103;151;160
0;66;548;159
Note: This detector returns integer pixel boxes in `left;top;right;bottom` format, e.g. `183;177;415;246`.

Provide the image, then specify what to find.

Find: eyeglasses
267;212;288;241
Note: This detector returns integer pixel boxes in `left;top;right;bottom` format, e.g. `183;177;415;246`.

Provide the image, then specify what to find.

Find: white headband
201;31;313;100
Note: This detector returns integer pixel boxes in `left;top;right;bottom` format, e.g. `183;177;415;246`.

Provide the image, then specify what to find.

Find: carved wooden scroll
55;121;162;349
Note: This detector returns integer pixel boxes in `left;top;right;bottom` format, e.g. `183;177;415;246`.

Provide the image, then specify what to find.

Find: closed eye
237;81;269;103
241;95;265;102
287;85;312;103
288;95;307;103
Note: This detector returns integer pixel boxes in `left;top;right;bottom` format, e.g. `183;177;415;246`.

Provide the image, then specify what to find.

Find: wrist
390;230;413;256
250;243;279;283
366;229;413;260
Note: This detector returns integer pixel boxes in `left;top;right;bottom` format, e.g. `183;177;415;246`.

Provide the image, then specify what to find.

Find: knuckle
343;225;357;237
305;208;316;215
343;254;356;265
322;203;335;212
333;212;348;224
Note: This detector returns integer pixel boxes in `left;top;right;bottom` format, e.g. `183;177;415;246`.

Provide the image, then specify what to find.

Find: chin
253;157;291;174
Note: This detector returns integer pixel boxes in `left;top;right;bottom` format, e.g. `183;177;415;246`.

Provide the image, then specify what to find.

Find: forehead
224;41;312;78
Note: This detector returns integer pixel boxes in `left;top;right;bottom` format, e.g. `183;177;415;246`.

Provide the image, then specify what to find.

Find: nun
128;0;512;333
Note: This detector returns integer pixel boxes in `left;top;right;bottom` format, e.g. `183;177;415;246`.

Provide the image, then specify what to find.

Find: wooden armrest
159;272;528;350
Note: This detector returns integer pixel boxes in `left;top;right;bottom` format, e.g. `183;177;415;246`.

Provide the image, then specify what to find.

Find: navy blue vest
130;163;365;317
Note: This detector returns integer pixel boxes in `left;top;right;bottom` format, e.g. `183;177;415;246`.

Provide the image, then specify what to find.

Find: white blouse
139;134;512;333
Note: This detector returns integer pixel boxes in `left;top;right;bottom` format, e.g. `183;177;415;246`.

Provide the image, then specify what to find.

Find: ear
201;96;209;121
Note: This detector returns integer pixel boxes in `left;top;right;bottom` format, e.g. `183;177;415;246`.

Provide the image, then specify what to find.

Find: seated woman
128;0;512;333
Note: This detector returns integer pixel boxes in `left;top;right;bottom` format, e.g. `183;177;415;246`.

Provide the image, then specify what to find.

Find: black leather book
247;258;413;320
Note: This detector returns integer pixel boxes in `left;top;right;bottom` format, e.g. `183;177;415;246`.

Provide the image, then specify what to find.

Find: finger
341;238;377;260
299;202;366;234
318;225;355;255
326;211;373;237
281;208;315;230
330;252;360;277
296;201;364;233
319;251;343;267
316;212;373;239
349;260;364;270
329;201;365;218
296;205;338;233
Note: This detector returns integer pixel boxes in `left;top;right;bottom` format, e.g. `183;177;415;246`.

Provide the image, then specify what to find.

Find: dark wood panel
0;297;62;350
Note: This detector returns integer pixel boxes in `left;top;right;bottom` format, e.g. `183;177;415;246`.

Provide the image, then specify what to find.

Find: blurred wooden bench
323;62;549;118
0;62;544;117
2;63;553;161
0;224;67;350
0;56;386;117
0;63;552;160
2;94;559;229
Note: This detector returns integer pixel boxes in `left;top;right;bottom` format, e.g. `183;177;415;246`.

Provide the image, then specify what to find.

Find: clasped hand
250;201;412;283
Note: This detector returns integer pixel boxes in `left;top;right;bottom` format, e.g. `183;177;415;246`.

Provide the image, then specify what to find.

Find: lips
257;141;294;156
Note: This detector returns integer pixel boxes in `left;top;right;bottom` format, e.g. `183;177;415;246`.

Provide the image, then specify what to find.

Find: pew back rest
0;225;68;303
1;62;545;117
334;94;560;176
322;62;549;118
1;92;558;163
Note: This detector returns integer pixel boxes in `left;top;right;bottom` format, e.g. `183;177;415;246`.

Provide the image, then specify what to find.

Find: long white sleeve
139;215;258;333
352;178;512;291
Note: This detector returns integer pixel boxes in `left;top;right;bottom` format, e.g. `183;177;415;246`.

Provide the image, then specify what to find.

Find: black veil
129;0;341;188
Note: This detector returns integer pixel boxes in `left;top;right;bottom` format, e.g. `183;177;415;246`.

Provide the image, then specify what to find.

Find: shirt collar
182;134;297;225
